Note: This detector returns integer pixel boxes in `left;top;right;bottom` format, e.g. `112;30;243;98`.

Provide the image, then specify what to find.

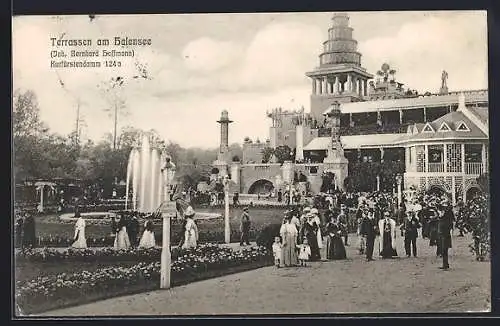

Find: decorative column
481;143;487;174
396;174;402;207
443;143;448;173
323;77;328;95
461;143;466;174
399;109;403;124
376;175;380;192
217;110;233;163
37;185;44;213
405;147;410;172
347;74;352;93
160;156;176;290
423;107;427;122
361;80;365;97
334;76;340;94
452;177;456;206
349;113;353;127
223;175;230;244
364;80;368;96
424;144;429;173
312;78;317;95
380;147;385;163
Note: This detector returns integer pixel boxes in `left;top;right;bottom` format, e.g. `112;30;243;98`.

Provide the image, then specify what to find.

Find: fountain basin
59;212;118;222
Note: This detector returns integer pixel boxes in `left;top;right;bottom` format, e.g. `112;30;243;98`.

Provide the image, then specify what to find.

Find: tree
273;145;292;163
13;89;51;181
477;173;489;195
261;147;274;163
13;89;48;139
228;143;243;160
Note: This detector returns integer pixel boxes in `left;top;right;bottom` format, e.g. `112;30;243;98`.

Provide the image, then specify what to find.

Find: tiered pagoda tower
306;12;373;120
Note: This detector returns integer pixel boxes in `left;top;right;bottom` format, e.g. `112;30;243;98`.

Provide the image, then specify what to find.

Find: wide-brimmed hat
184;206;195;217
311;208;319;215
384;211;390;217
303;207;311;212
243;206;249;211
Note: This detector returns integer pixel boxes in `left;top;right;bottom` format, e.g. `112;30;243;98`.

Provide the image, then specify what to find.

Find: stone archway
248;179;274;195
428;185;450;199
466;186;482;201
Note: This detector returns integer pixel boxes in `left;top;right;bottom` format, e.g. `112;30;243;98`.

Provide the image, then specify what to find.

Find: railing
465;162;484;175
428;163;444;173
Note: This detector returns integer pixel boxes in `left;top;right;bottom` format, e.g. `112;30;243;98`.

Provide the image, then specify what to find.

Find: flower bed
15;247;163;263
15;244;272;315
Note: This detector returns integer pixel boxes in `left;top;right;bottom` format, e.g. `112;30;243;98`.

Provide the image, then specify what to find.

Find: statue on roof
441;70;448;88
440;70;449;94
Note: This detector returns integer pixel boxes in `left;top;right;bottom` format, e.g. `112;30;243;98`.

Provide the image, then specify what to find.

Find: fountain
125;133;169;213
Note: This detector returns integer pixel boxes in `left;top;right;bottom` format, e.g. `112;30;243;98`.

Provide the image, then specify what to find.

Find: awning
303;134;405;151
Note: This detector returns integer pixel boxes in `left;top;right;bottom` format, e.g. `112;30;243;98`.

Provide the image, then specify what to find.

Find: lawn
27;207;288;246
15;207;285;314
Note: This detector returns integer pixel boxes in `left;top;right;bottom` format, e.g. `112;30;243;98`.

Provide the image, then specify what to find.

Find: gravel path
37;234;490;316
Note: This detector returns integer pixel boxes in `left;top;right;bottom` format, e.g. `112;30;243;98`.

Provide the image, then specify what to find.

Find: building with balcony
210;13;489;204
396;93;488;203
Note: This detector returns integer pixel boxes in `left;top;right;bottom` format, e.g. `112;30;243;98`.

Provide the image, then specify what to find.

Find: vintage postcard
12;11;490;316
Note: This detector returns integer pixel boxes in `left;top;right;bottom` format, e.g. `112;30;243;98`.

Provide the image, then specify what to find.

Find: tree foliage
273;145;292;163
346;161;405;192
12;89;229;194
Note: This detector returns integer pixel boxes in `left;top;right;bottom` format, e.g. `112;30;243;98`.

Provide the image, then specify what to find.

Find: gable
422;123;435;133
456;121;470;132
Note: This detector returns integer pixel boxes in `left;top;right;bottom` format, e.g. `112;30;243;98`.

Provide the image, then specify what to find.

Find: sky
12;11;488;149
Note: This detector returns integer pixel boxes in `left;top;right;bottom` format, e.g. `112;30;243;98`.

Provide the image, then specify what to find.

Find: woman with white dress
139;220;156;248
71;216;87;249
182;206;198;249
279;215;299;267
114;215;131;249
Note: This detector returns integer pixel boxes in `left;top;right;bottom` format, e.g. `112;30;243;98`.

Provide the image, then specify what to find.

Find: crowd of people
271;190;457;270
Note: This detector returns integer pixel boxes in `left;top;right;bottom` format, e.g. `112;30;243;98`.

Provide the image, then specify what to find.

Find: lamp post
160;155;175;289
223;175;230;244
396;174;402;208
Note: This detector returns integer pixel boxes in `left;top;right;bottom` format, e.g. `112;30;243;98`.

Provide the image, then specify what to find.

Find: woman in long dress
182;206;198;249
325;215;347;260
279;216;298;267
71;216;87;249
378;212;398;258
114;215;131;249
302;213;321;261
139;220;156;248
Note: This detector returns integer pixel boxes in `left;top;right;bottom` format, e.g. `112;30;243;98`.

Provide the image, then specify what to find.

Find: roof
304;133;405;150
394;110;488;144
322;90;488;115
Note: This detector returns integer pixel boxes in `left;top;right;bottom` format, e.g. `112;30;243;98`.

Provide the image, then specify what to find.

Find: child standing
298;237;311;266
272;236;283;268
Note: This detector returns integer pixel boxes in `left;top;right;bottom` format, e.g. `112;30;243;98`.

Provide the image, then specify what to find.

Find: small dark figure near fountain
128;214;140;247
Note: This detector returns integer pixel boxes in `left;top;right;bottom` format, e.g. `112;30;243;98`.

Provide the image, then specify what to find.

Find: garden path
38;234;490;315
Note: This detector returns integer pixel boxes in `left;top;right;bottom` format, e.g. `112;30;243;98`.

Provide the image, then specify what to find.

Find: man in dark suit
128;215;140;247
240;207;251;246
338;205;349;246
361;208;378;262
401;211;421;257
438;200;454;270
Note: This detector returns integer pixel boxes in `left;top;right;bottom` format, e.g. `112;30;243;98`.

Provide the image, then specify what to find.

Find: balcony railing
465;162;484;175
428;163;444;173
